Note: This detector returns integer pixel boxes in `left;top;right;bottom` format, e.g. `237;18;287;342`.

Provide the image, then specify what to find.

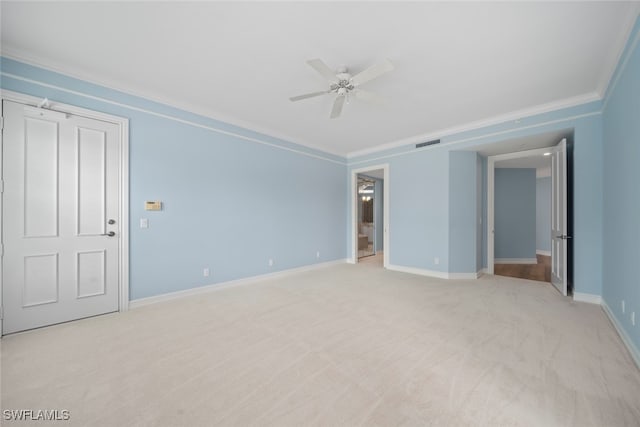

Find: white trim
0;90;131;322
387;264;480;280
348;111;601;166
602;299;640;371
603;22;640;110
387;264;449;280
536;167;551;178
347;93;600;159
0;71;346;166
573;292;602;305
487;146;558;275
536;250;551;256
494;258;538;265
0;50;607;163
480;268;490;275
0;51;345;158
598;4;640;101
351;164;389;268
129;259;347;309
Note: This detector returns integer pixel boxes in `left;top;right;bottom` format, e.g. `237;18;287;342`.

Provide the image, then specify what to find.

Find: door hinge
0;116;4;131
0;179;4;194
0;243;3;257
0;305;3;320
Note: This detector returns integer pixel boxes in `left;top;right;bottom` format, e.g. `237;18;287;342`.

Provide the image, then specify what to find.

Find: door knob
102;231;116;237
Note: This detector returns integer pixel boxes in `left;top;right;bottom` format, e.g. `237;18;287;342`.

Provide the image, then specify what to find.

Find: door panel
24;117;59;237
77;127;107;236
2;100;120;334
77;250;106;298
551;138;567;296
23;254;59;307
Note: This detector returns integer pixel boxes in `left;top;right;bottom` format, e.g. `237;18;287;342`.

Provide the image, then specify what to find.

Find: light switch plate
140;218;149;228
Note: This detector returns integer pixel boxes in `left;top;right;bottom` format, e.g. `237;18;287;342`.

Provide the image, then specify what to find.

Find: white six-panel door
2;100;120;334
551;138;568;296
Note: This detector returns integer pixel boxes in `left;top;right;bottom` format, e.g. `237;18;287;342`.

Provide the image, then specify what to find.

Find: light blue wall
1;55;608;300
572;116;603;296
602;16;640;354
494;169;537;259
382;150;450;271
449;151;479;273
348;101;603;294
536;177;551;252
0;57;348;300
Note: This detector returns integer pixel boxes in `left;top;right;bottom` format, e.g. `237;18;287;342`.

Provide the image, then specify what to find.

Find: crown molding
0;49;345;159
596;4;640;99
346;91;601;159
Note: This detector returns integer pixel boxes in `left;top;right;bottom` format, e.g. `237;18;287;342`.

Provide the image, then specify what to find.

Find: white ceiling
2;2;638;157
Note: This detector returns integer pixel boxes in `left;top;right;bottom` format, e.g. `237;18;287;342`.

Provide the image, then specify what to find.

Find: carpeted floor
2;261;639;426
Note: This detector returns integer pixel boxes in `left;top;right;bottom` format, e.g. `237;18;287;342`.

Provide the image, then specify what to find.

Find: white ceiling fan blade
350;59;394;86
330;95;346;119
353;89;385;104
307;58;339;83
289;91;329;102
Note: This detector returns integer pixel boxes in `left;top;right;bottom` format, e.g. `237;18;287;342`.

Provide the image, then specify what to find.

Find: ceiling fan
290;58;394;119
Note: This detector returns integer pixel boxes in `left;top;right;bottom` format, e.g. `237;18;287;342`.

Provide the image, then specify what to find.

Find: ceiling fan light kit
290;58;394;119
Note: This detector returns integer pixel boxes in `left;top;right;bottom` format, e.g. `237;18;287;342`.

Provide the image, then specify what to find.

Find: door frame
350;164;389;267
486;146;552;275
1;90;130;335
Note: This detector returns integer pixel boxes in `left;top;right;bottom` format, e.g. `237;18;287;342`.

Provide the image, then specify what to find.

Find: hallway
494;254;551;282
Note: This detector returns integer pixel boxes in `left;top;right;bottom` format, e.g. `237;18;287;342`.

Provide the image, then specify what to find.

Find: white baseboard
129;259;348;309
387;264;449;279
573;292;602;304
494;258;537;264
536;250;551;256
387;264;481;280
602;300;640;371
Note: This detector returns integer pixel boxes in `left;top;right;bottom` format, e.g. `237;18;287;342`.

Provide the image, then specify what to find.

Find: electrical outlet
268;259;274;267
632;312;636;326
203;268;209;277
622;300;626;314
434;257;440;265
316;251;320;259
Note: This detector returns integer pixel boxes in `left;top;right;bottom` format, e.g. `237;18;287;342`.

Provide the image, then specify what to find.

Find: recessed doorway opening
350;164;389;268
357;176;376;259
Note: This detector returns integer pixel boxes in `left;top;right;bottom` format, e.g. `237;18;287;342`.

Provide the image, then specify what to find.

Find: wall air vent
415;139;440;148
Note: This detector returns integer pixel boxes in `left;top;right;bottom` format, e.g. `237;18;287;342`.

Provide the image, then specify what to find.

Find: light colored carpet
2;261;640;426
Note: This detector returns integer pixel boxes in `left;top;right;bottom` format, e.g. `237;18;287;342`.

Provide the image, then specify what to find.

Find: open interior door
551;138;569;296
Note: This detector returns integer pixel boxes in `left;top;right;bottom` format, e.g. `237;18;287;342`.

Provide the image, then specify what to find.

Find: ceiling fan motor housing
332;74;355;96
